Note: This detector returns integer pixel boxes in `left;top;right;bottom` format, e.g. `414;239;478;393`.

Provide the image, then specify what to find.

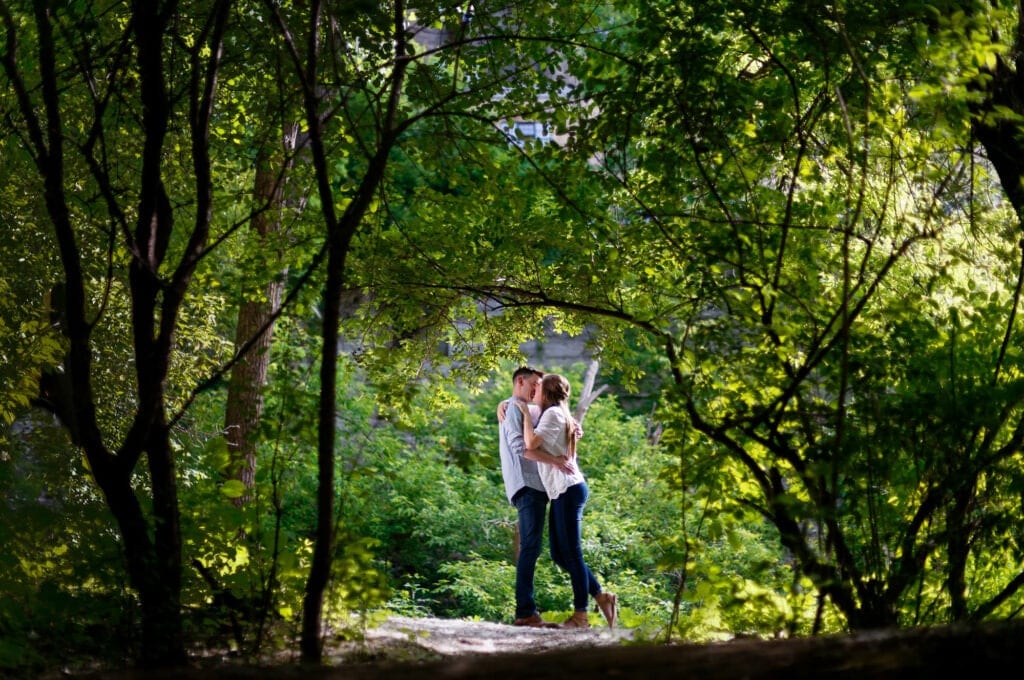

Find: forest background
7;0;1024;674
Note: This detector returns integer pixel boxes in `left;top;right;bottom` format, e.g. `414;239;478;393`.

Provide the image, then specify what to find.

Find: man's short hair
512;366;543;383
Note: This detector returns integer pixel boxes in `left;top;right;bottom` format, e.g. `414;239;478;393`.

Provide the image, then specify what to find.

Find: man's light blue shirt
498;396;545;503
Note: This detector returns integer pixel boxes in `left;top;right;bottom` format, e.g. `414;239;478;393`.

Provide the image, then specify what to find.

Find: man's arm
503;401;527;457
524;447;576;474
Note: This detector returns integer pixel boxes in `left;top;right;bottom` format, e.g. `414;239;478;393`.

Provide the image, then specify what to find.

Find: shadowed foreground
105;618;1024;679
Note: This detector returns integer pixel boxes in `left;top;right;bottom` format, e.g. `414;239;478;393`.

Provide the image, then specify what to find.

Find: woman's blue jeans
549;481;601;611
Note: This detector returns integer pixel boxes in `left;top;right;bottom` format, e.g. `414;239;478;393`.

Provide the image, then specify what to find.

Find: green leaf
220;479;247;499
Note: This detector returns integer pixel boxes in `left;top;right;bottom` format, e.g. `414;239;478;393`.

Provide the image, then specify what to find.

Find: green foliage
356;367;803;639
432;0;1024;634
0;193;65;439
433;556;517;620
326;536;391;625
0;414;137;673
11;0;1024;671
1;328;841;672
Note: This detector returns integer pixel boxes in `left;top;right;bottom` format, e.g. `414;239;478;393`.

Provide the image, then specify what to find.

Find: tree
222;79;303;502
265;0;624;661
404;0;1024;631
14;0;1024;667
2;0;626;666
0;0;257;665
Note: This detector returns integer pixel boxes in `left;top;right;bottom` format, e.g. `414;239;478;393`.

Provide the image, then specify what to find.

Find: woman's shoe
595;592;617;628
560;610;590;629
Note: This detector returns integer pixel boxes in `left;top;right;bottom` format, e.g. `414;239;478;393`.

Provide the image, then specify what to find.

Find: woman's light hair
541;374;575;453
540;373;570;405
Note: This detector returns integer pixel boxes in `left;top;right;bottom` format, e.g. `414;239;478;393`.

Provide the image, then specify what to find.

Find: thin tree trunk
573;359;607;425
301;231;344;663
287;0;410;660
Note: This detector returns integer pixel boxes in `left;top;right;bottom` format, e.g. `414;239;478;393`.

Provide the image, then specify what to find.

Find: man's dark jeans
513;487;548;619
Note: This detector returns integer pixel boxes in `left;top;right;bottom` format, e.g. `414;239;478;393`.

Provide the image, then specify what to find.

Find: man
498;366;574;627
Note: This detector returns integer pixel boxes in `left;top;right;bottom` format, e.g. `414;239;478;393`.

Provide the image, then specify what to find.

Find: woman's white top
534;405;585;500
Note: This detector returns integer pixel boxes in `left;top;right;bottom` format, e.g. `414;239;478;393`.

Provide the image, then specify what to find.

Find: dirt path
316;616;1024;679
75;615;1024;678
326;614;634;666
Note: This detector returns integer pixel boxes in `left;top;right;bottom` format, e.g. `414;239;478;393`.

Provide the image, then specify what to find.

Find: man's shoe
512;614;547;627
595;592;617;628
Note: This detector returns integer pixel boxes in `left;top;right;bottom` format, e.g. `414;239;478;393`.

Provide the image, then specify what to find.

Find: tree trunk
224;294;276;494
573;359;607;425
946;483;976;621
223;133;293;500
300;235;344;663
970;10;1024;219
296;0;409;657
92;448;185;667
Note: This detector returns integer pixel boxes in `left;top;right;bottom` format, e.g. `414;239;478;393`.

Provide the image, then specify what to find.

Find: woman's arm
521;406;576;473
514;401;543;448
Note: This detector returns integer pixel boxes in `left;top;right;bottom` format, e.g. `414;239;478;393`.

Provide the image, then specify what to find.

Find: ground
327;613;634;663
60;614;1024;678
321;615;1024;678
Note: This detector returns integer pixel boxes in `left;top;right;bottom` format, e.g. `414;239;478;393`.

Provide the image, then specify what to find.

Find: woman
515;373;617;629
